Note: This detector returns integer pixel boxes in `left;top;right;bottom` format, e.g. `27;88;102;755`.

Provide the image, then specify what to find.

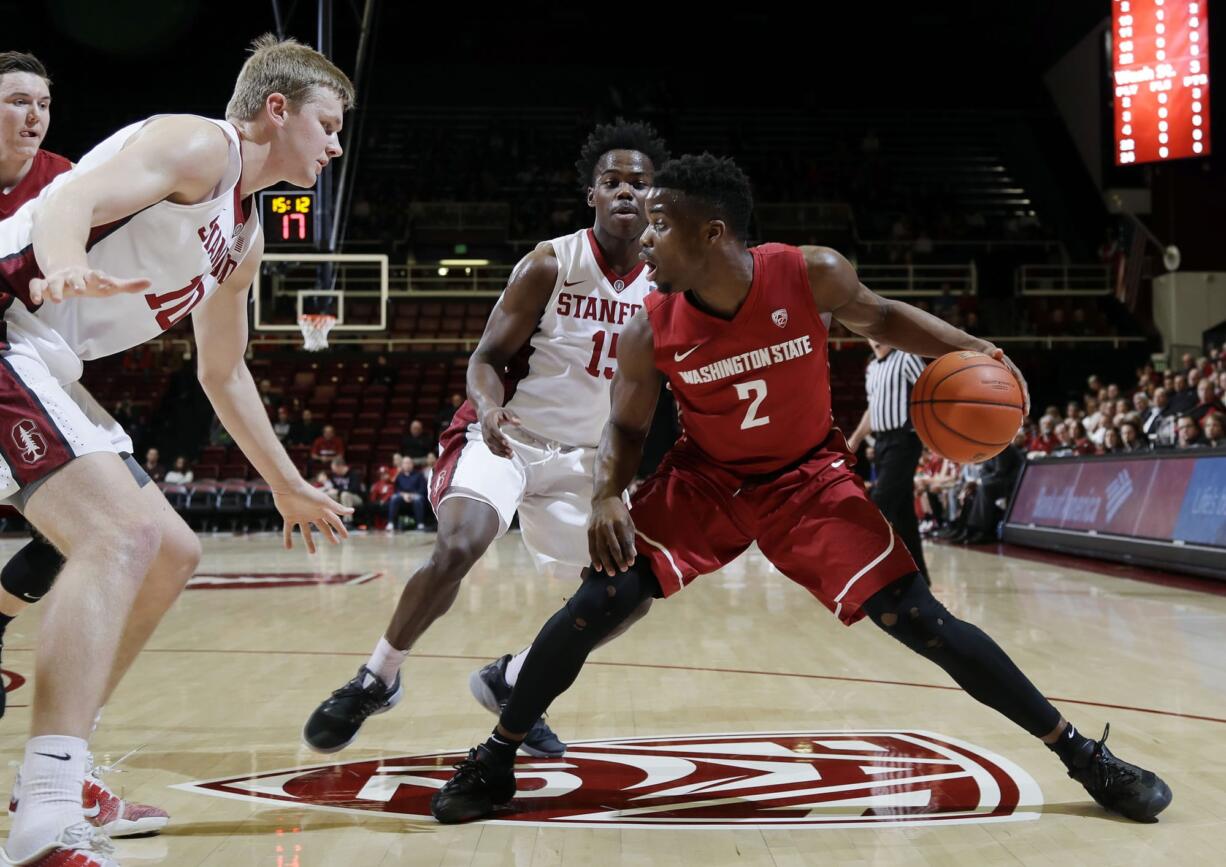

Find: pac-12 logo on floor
176;730;1041;829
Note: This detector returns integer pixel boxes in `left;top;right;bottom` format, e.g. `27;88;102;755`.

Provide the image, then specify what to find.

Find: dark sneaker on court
430;745;516;824
302;665;402;753
1069;724;1172;821
469;654;567;758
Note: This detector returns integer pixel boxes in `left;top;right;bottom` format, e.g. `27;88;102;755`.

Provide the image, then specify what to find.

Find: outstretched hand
29;267;151;305
274;481;352;554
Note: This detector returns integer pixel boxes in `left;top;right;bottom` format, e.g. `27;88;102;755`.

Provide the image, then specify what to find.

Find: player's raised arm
192;228;350;554
588;310;663;575
29;115;231;304
804;245;1030;413
466;244;558;458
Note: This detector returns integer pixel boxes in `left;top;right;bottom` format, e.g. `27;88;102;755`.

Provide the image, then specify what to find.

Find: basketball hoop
297;314;336;351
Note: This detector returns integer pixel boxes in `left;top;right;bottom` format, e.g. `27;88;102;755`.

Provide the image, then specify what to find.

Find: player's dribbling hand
988;347;1031;415
29;267;151;305
480;406;522;459
274;481;352;554
588;496;637;575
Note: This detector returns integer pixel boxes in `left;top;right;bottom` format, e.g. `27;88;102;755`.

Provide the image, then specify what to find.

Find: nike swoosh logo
34;752;71;762
82;802;101;818
674;345;701;362
831;459;845;469
563;279;585;287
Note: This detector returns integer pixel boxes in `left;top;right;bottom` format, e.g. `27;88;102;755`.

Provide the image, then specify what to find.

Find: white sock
6;736;88;862
504;647;531;687
363;637;407;688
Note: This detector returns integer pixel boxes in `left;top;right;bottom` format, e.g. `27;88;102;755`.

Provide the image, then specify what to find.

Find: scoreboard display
260;191;316;247
1112;0;1210;165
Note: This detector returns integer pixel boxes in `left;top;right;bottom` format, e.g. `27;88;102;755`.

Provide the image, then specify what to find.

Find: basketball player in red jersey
0;51;175;845
432;155;1171;824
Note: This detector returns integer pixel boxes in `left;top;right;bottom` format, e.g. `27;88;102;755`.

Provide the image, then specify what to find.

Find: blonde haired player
0;36;353;867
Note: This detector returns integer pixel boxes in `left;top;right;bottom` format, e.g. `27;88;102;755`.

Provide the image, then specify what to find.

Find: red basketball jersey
0;149;71;220
644;243;835;475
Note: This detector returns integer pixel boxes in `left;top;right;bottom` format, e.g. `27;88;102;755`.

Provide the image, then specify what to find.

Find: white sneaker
1;820;117;866
10;753;168;839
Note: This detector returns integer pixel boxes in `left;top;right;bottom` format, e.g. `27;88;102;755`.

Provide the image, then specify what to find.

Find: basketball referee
848;339;929;583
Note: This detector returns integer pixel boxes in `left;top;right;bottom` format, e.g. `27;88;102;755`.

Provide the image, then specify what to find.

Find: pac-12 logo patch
12;420;47;464
771;308;789;328
176;730;1041;829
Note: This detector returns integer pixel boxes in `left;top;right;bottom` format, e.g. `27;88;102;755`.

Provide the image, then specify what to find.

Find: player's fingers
47;278;64;303
601;523;626;573
28;278;46;304
116;276;152;293
618;522;638;565
587;527;605;573
593;526;615;575
300;522;317;555
318;517;339;546
67;273;86;295
504;411;523;427
325;510;349;541
283;521;294;550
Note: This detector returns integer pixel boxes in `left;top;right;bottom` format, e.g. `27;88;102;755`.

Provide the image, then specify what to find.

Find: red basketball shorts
629;432;918;625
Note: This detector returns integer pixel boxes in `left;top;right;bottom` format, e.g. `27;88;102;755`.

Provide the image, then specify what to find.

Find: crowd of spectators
884;347;1226;548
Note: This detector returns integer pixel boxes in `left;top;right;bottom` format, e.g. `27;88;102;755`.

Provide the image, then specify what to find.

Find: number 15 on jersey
585;330;619;380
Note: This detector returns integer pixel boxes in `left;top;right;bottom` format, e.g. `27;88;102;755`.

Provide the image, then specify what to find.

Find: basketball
910;351;1024;464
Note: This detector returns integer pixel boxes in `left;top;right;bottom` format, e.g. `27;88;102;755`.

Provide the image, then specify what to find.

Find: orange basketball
910;351;1024;464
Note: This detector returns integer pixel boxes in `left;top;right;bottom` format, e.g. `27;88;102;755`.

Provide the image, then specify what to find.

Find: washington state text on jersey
677;335;815;385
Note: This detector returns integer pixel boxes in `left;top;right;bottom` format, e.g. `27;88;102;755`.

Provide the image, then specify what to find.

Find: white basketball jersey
0;116;258;366
505;228;653;447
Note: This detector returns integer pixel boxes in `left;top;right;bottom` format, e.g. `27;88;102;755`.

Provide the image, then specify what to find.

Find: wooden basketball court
0;532;1220;865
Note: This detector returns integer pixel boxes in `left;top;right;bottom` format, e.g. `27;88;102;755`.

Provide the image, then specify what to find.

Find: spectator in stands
369;466;395;508
112;399;134;430
1144;387;1176;444
142;447;166;483
436;393;463;432
1064;400;1082;422
1176;415;1202;449
207;412;234;447
1180;351;1196;372
328;456;365;522
1217;370;1226;396
1169;373;1196;414
400;419;431;464
290;408;321;446
163;456;194;484
1082;397;1105;437
1070;419;1094;454
952;433;1024;545
387;456;430;531
1026;415;1058;455
311;424;345;466
371;354;397;387
258;378;280;409
1133;391;1156;428
1100;428;1122;454
1203;412;1225;448
856;444;878;493
273;405;293;442
389;452;405;477
1189;379;1226;422
1119;421;1146;452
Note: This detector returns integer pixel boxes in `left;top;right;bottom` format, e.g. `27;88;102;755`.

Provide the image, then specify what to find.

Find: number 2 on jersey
735;379;771;429
585;330;619;380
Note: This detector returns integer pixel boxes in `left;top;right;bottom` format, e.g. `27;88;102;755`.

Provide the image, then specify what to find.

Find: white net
297;314;336;351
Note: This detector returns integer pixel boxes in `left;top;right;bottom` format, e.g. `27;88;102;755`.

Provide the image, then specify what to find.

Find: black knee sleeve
0;532;65;604
563;563;659;637
500;558;659;734
865;572;1061;738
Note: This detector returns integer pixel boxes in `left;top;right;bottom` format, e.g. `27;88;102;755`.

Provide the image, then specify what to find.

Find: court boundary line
5;647;1222;726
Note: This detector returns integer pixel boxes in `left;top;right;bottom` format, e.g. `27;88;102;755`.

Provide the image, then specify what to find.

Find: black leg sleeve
871;434;928;578
499;558;659;735
864;572;1061;738
1;532;65;604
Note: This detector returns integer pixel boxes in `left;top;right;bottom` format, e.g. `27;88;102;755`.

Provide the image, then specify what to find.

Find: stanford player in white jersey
302;121;671;759
0;50;175;846
0;37;354;867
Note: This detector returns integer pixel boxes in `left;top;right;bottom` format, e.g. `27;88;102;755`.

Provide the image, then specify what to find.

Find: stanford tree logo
176;730;1041;829
11;419;46;465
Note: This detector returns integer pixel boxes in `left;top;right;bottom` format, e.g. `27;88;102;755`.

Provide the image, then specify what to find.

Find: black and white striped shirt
866;349;925;432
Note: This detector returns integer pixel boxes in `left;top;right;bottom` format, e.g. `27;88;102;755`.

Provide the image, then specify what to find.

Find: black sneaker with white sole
303;665;402;753
469;654;567;758
1069;724;1173;821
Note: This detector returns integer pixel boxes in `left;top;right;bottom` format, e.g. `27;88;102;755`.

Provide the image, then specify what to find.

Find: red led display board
1112;0;1210;164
